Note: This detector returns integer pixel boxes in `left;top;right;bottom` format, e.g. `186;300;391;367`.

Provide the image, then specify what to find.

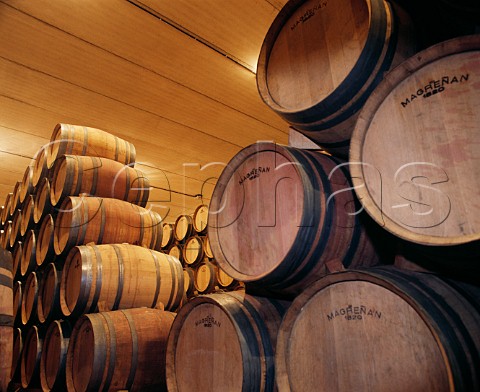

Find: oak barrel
256;0;416;156
275;266;480;391
9;209;21;249
168;244;183;264
13;281;22;327
33;177;53;224
19;166;34;205
21;271;40;326
9;182;22;217
10;327;22;385
20;325;44;389
20;194;35;237
12;241;22;281
350;35;480;246
37;262;62;325
36;214;56;268
32;147;49;188
160;222;175;249
50;155;149;207
1;193;12;226
60;244;184;318
174;214;194;243
192;204;209;234
208;142;389;296
0;249;13;391
53;196;163;255
21;229;38;278
40;320;72;392
182;235;205;267
166;291;290;392
193;260;217;294
46;123;136;169
66;308;175;392
182;267;195;298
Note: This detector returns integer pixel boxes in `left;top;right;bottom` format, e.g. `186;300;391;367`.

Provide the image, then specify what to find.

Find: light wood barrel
193;260;217;294
46;123;136;169
9;209;22;249
36;214;56;268
21;271;40;326
34;177;54;225
50;154;150;207
208;142;389;296
19;166;35;205
216;266;237;290
20;194;35;237
182;235;205;267
1;221;12;250
66;308;175;392
20;325;44;389
32;147;49;188
21;229;38;278
40;320;72;392
192;204;209;234
53;196;163;256
203;235;214;259
10;182;22;217
37;263;62;325
60;244;184;318
182;267;195;298
350;35;480;246
0;249;13;391
161;222;175;249
256;0;416;156
1;193;13;226
275;266;480;391
168;243;183;264
166;291;290;392
174;214;194;243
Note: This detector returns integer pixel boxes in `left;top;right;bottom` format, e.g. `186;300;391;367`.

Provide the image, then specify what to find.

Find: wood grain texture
350;35;480;245
275;267;480;392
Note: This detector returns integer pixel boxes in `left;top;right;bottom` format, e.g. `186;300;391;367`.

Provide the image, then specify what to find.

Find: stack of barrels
1;123;184;391
162;204;243;300
165;1;480;391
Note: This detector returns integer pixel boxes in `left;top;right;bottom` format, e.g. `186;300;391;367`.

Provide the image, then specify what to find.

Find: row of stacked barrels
0;123;186;392
165;1;480;392
161;204;243;298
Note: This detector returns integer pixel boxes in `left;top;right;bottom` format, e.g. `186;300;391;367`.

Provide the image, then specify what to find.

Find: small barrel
49;154;150;207
203;235;214;259
53;196;163;256
208;142;389;296
275;266;480;391
66;308;175;392
1;193;13;226
46;123;136;169
60;244;184;318
20;194;35;237
32;147;49;188
21;271;41;326
182;235;205;267
193;260;217;294
216;266;238;290
40;320;72;392
256;0;417;156
21;229;38;278
9;209;22;249
10;181;22;217
168;243;183;264
36;214;56;268
37;263;62;325
183;267;195;298
192;204;209;234
166;291;290;392
19;166;35;205
34;177;54;225
20;325;44;389
0;249;13;391
161;222;175;249
350;35;480;247
174;214;194;243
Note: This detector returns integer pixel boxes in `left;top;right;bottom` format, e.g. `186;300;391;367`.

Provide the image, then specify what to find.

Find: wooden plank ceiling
0;0;289;221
